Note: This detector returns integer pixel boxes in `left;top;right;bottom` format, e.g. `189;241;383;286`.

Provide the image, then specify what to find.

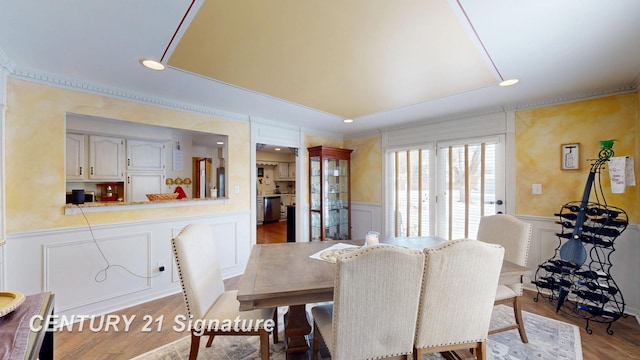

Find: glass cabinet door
308;146;352;241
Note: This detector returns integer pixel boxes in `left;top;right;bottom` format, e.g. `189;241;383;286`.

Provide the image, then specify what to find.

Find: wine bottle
575;289;610;303
555;221;574;229
555;213;577;220
577;304;620;319
587;207;620;218
575;269;608;279
550;259;579;269
580;235;613;248
555;232;572;239
539;264;565;274
564;205;581;212
544;276;573;288
532;279;555;290
582;225;620;237
591;217;628;227
578;281;618;295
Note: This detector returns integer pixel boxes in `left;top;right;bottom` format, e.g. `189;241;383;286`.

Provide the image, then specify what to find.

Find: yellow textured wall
345;134;382;204
515;93;638;223
5;79;250;232
303;133;382;204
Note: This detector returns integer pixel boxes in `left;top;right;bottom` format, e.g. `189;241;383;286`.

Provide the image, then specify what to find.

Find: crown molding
506;83;638;111
7;64;251;123
0;48;15;74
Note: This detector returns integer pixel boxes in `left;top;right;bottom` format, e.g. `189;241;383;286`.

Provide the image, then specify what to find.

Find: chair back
172;224;226;319
331;245;425;359
477;214;532;294
414;239;504;349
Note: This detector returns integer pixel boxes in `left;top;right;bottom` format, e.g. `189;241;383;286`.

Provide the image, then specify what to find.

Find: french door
436;136;505;240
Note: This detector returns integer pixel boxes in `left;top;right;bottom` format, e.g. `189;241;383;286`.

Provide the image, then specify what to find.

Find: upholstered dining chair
311;245;425;360
172;224;278;360
414;239;504;360
476;214;533;343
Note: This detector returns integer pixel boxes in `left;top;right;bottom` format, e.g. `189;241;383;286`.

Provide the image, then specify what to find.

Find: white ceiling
1;0;639;137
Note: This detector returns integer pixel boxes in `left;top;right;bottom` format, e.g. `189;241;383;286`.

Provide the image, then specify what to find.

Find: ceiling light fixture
275;148;281;151
499;78;519;87
216;141;224;145
343;119;354;123
140;59;165;71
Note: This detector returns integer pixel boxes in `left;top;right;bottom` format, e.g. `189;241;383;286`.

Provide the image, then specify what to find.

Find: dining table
236;237;530;359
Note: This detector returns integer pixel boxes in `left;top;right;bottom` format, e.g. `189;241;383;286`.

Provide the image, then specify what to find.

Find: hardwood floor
54;225;640;359
257;220;288;244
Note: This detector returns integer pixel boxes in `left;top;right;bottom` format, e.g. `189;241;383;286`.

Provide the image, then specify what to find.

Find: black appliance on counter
65;191;96;204
263;195;281;223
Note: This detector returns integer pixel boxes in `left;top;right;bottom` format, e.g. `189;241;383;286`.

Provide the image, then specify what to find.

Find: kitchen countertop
64;197;228;215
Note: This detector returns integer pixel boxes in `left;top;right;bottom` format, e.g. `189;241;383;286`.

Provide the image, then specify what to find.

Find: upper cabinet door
127;140;166;172
66;133;87;180
89;135;125;180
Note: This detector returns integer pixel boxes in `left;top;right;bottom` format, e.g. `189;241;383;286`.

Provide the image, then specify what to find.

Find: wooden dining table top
237;239;530;311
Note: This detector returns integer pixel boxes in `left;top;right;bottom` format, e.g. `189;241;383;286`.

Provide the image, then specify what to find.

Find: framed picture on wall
561;143;580;170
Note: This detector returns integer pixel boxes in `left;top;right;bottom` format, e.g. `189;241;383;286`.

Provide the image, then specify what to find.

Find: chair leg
476;341;487;360
312;320;322;360
513;296;529;343
206;333;215;347
189;332;201;360
259;329;270;360
272;307;279;344
413;347;423;360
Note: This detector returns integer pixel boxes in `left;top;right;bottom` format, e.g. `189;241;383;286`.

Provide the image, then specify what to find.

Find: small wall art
561;143;580;170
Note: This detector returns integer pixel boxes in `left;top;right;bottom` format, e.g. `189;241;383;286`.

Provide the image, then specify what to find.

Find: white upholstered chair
476;214;533;343
311;245;425;360
414;239;504;360
172;224;278;360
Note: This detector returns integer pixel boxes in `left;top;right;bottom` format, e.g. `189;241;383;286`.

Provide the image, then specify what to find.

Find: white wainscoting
520;215;640;319
351;202;383;239
4;211;252;317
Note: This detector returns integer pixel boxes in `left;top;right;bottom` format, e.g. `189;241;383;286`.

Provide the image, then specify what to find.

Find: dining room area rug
132;305;582;360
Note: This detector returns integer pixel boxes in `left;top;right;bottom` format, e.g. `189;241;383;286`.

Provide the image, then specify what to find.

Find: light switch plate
234;185;240;193
532;184;542;195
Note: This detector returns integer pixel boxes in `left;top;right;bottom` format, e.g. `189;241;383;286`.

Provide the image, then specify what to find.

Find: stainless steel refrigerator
263;196;281;223
216;167;225;198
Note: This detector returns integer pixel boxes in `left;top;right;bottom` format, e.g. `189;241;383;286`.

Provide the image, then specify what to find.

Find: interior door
436;135;505;240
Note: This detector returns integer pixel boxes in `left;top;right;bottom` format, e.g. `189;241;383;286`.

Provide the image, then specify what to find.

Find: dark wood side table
0;292;55;360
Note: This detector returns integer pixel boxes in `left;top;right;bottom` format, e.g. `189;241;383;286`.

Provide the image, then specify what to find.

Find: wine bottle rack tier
534;201;628;335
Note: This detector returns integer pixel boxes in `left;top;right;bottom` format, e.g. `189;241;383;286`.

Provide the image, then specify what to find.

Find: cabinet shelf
308;146;353;241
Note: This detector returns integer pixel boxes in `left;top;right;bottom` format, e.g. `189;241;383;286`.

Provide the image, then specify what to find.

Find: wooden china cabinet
308;146;353;241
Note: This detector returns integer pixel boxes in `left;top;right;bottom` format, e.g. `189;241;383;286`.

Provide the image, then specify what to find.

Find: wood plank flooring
257;220;288;244
55;223;640;359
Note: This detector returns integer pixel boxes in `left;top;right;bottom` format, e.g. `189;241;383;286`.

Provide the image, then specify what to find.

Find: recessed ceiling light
499;78;519;87
140;59;165;71
343;119;354;123
216;141;224;145
275;148;281;151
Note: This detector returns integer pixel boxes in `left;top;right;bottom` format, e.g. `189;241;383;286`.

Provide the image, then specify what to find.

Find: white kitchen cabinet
276;162;296;180
276;162;289;180
288;162;296;179
89;135;125;180
126;172;165;202
127;140;166;172
257;197;264;223
66;133;125;181
66;133;87;180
